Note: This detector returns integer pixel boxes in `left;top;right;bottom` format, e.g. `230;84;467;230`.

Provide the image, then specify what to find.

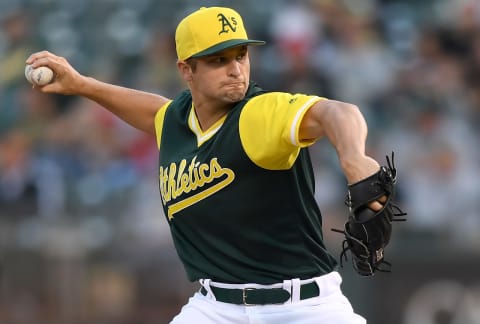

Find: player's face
188;45;250;103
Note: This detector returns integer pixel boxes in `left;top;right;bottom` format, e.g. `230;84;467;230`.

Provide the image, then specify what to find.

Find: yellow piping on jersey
289;97;322;146
188;104;228;147
155;100;172;149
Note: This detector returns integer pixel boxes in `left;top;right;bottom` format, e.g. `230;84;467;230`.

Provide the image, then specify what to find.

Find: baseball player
26;6;399;323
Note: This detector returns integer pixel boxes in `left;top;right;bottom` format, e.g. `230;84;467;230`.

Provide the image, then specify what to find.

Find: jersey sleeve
239;92;324;170
154;100;172;149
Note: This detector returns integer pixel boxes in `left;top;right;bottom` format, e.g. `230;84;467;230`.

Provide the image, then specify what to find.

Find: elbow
341;102;366;130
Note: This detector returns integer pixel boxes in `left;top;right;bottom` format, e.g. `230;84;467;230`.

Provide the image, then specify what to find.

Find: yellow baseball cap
175;7;265;61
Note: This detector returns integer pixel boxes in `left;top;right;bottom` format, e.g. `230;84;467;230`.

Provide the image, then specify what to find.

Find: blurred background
1;0;480;323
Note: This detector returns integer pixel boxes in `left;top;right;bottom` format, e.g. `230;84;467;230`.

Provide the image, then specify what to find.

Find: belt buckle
242;288;256;306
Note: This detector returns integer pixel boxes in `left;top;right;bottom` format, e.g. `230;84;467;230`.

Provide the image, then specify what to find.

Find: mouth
223;82;245;89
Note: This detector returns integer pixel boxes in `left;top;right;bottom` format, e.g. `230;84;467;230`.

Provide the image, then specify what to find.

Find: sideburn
186;58;197;72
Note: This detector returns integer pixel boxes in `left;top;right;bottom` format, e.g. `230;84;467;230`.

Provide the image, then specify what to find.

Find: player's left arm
299;99;384;210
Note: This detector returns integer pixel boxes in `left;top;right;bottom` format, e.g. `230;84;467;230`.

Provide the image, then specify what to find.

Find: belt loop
291;278;301;302
314;272;340;298
200;279;216;301
282;279;293;304
314;277;325;299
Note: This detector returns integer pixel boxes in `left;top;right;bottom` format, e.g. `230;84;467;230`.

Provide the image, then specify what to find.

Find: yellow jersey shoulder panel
239;92;323;170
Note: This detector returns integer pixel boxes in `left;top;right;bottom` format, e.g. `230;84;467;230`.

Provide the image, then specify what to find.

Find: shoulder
170;90;193;109
154;89;192;148
241;92;324;128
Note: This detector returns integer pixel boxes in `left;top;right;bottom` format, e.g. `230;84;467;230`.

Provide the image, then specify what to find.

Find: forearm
320;101;367;168
78;77;168;134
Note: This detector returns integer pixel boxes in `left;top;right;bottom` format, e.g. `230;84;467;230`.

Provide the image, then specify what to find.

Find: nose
227;60;241;77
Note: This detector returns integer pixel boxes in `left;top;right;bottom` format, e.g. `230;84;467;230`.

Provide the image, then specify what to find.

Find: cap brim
191;39;265;58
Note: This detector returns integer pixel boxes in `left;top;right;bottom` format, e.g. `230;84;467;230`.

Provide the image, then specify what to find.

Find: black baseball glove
332;153;406;276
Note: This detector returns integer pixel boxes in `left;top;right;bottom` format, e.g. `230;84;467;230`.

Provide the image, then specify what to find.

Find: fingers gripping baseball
25;51;84;95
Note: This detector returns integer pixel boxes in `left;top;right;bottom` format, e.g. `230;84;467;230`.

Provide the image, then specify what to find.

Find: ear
177;60;193;82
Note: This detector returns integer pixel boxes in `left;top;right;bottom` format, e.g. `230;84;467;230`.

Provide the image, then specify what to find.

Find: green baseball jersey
154;83;338;284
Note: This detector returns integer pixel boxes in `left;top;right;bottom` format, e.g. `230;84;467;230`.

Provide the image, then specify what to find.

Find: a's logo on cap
217;13;237;35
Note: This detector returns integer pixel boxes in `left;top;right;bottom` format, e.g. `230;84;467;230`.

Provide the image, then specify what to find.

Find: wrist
340;154;380;185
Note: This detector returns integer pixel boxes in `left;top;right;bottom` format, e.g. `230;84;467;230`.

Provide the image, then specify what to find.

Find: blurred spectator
0;9;36;134
0;127;36;217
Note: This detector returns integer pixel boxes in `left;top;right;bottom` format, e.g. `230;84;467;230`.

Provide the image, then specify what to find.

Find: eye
236;53;246;61
210;57;225;64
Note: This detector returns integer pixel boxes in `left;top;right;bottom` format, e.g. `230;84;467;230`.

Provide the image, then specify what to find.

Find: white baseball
25;65;54;86
24;64;34;83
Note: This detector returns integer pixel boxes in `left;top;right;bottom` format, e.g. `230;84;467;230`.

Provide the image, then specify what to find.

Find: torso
154;83;337;284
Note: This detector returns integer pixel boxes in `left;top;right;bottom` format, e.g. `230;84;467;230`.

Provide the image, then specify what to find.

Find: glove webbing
331;204;406;275
332;227;394;275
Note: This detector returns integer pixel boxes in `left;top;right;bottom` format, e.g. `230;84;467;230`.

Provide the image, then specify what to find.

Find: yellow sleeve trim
289;96;323;147
154;100;172;149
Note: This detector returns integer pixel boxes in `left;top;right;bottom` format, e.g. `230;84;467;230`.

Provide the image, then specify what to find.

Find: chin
224;87;247;102
225;92;246;102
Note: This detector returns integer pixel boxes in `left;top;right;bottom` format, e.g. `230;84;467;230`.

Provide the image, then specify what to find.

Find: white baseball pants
170;271;366;324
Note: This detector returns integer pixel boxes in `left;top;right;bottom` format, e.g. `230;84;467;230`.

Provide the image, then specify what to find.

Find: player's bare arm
26;51;169;135
299;99;385;209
